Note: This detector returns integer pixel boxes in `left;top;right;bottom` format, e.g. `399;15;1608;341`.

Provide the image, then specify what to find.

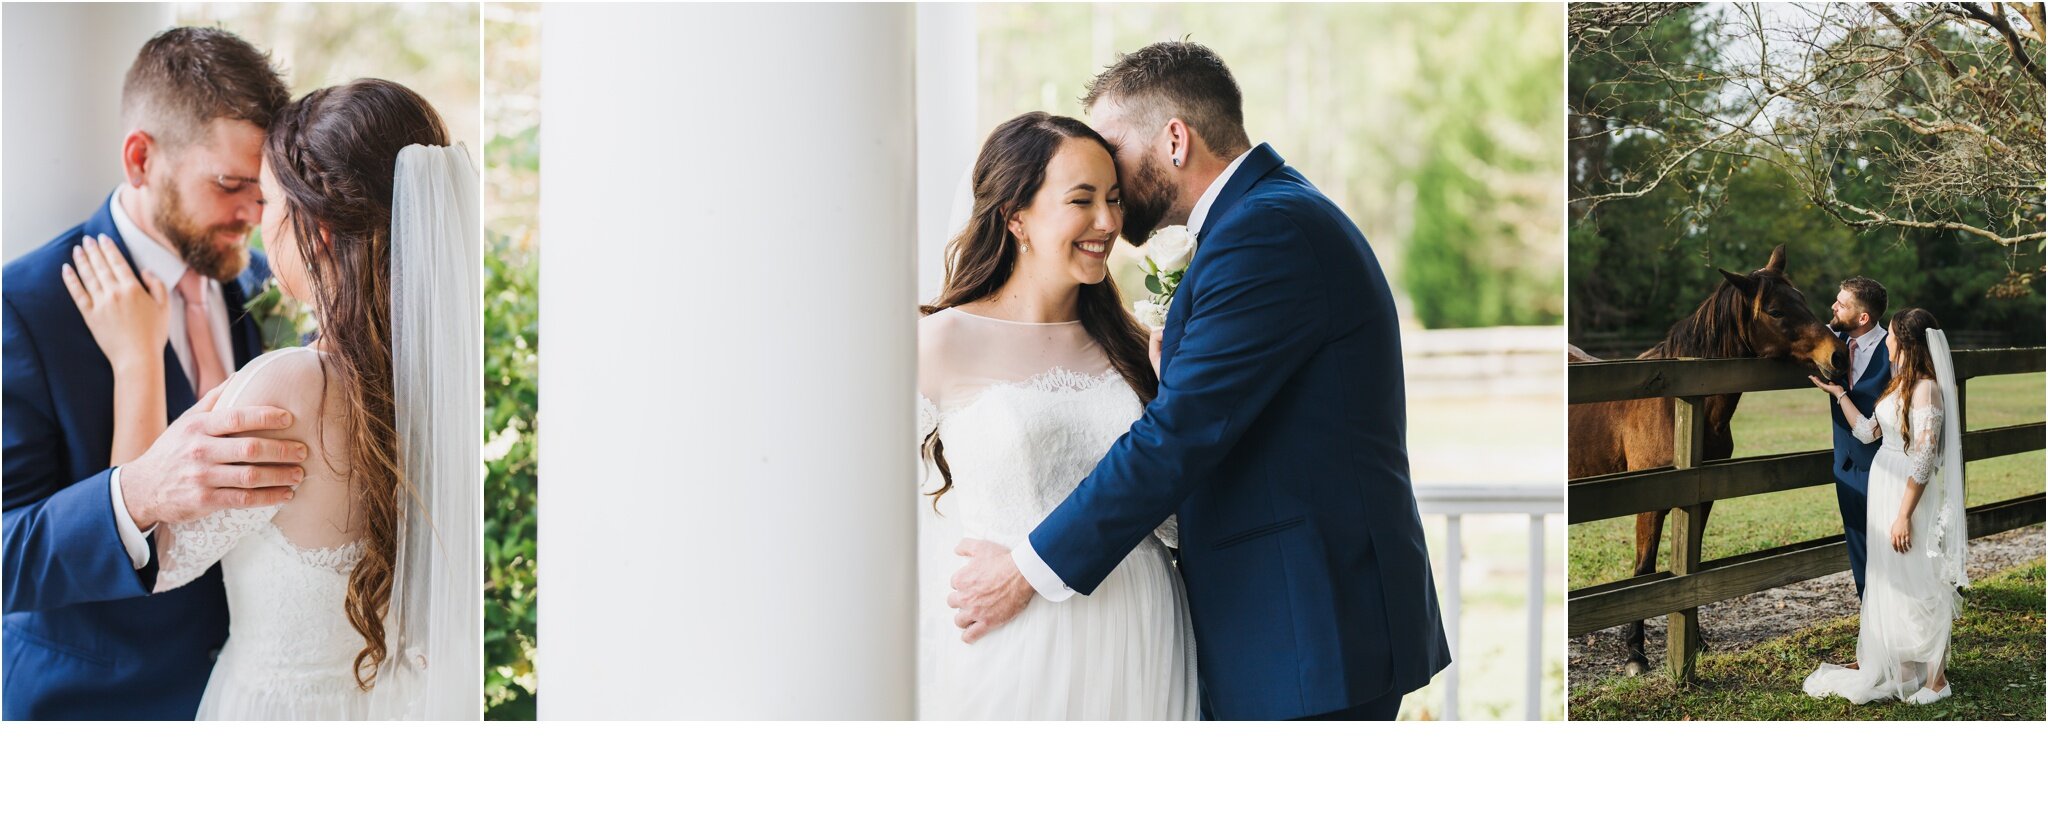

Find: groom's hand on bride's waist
118;383;308;530
948;538;1035;644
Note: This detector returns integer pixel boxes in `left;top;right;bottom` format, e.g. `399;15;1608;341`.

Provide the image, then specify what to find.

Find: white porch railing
1414;483;1562;720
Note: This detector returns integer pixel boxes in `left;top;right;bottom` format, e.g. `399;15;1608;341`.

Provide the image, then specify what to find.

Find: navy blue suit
1830;331;1891;598
2;195;268;719
1030;145;1451;720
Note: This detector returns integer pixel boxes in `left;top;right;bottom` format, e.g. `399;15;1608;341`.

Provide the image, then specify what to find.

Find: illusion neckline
945;306;1082;327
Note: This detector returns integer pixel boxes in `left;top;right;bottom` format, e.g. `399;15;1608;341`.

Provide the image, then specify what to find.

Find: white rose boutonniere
1129;225;1195;330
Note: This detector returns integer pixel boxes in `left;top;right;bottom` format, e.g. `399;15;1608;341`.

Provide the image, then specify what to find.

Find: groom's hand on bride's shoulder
118;384;308;530
947;538;1035;644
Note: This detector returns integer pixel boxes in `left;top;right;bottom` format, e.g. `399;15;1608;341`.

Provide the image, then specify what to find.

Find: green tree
1569;3;2044;348
978;3;1564;329
483;227;538;720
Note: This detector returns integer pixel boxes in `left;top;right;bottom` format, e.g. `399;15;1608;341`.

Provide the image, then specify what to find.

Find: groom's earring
1173;155;1182;168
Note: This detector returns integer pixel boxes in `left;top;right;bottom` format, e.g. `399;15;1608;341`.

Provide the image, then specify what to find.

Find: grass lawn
1569;373;2044;590
1570;558;2046;720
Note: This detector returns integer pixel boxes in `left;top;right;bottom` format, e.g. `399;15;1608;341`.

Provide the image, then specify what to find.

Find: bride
916;112;1196;720
61;79;479;720
1805;308;1966;706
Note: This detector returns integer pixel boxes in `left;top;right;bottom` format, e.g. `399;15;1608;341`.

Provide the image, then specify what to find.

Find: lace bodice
917;308;1174;547
1851;379;1945;484
165;503;366;686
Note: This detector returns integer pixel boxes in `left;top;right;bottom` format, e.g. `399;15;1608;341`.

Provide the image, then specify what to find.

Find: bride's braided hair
920;112;1157;505
263;79;449;690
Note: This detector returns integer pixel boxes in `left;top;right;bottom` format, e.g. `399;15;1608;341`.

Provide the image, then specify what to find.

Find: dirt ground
1568;525;2046;685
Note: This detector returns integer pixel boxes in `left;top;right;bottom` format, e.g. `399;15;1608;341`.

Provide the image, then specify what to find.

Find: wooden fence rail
1567;347;2046;682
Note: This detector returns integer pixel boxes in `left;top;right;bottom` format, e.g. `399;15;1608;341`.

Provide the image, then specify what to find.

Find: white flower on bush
1129;226;1195;330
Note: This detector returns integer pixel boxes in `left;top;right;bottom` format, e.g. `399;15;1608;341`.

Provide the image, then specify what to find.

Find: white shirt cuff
108;466;153;570
1012;536;1076;602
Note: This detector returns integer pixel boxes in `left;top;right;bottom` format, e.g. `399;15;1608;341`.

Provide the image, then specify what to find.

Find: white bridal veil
369;143;482;719
1927;329;1968;590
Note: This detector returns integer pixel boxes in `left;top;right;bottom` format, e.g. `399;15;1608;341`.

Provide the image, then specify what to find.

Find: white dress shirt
106;187;238;570
1009;147;1255;602
1848;324;1888;388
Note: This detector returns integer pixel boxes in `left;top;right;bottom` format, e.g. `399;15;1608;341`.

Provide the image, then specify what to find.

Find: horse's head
1719;244;1847;381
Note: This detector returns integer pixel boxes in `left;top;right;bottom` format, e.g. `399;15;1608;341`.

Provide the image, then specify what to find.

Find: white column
1;3;174;259
914;2;978;303
540;3;918;719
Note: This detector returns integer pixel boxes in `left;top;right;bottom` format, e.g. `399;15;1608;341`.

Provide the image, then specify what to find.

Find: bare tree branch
1572;2;2047;250
1953;1;2046;82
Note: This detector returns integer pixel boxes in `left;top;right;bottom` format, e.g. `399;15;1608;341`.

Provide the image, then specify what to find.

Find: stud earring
1173;155;1182;168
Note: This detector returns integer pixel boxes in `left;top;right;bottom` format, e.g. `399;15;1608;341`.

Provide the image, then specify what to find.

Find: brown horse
1568;244;1847;675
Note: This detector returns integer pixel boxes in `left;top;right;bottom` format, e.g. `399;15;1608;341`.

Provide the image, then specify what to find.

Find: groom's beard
155;182;253;282
1118;153;1182;246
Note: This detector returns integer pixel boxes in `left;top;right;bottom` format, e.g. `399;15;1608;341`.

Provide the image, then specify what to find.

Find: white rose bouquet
1130;225;1195;330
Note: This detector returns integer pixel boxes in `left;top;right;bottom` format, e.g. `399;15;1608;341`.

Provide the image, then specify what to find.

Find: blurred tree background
978;3;1565;329
178;3;480;151
483;2;539;721
1569;3;2045;353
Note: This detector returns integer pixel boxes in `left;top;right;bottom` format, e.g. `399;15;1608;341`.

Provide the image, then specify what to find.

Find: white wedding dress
150;143;482;720
1804;375;1966;704
916;308;1197;720
156;347;379;719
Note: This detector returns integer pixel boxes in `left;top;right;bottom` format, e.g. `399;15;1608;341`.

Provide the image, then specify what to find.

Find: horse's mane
1640;277;1762;360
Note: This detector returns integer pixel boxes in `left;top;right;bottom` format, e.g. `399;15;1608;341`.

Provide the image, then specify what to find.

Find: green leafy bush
484;227;538;720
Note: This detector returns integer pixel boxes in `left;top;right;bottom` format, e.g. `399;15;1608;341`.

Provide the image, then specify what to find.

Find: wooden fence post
1668;395;1707;683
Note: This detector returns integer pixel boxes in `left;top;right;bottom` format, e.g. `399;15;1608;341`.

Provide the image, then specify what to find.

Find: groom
2;27;306;719
1826;277;1892;597
949;41;1450;720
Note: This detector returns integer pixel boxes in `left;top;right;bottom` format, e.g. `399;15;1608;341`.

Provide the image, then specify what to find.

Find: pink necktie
1848;338;1859;384
176;271;228;398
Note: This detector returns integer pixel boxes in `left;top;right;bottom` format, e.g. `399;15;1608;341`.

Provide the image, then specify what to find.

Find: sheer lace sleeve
1835;386;1880;442
155;503;283;592
1908;380;1944;485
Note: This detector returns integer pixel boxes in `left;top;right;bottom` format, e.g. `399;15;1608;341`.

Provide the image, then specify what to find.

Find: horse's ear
1764;244;1787;273
1720;268;1757;294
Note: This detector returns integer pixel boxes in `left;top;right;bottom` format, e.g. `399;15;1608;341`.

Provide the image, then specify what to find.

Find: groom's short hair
1840;277;1888;322
121;27;289;151
1082;39;1251;159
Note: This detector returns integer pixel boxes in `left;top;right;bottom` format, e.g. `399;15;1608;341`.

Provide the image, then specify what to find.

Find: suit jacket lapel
82;196;204;413
220;275;263;367
1863;339;1891;393
1167;144;1288;370
1193;143;1284;244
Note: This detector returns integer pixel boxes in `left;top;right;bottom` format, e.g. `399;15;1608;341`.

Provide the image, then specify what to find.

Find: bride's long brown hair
1882;307;1942;444
920;112;1157;503
263;78;449;689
